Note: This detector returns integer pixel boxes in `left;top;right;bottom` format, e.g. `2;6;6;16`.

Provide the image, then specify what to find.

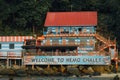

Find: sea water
0;77;113;80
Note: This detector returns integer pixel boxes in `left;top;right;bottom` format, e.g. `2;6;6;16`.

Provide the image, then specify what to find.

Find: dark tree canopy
0;0;120;50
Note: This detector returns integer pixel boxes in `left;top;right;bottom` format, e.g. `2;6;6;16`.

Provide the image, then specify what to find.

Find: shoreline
0;73;120;78
0;65;119;78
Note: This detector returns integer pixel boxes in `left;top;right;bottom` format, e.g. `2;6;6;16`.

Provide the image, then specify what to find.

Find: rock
9;77;13;80
67;66;80;75
20;66;28;71
36;66;44;74
29;70;41;76
104;66;111;73
117;66;120;72
61;73;69;76
92;66;105;73
52;66;59;73
0;75;3;78
36;66;44;71
0;64;5;69
80;66;94;75
92;72;101;76
52;66;58;72
8;69;15;75
15;69;27;77
1;68;15;75
52;66;61;76
43;67;55;75
79;66;84;70
71;75;77;77
60;65;66;73
87;67;94;73
71;65;78;68
92;66;111;73
12;65;20;70
81;68;90;75
113;75;119;80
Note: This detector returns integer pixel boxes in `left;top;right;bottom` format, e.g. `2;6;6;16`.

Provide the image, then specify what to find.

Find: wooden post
114;39;118;72
6;52;9;68
18;59;20;66
47;64;50;69
109;43;111;56
10;59;11;67
76;47;78;56
32;64;34;70
61;65;65;73
24;65;26;68
14;59;16;65
22;51;26;68
6;58;9;68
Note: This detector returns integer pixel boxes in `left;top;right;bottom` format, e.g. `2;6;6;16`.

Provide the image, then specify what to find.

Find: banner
24;56;110;65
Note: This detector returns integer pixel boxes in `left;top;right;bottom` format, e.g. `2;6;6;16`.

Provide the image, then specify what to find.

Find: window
0;44;1;49
59;38;62;44
78;28;82;31
9;44;14;49
26;40;36;46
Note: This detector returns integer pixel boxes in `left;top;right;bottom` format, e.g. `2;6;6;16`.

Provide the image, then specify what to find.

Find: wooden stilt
14;59;16;65
61;65;65;73
6;52;9;68
6;58;9;68
24;65;26;68
115;60;118;73
47;64;50;69
114;41;118;72
10;59;11;67
32;64;34;70
61;65;63;72
76;47;78;56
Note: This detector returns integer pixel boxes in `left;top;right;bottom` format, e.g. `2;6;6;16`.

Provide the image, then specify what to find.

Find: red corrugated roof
0;36;33;42
44;12;97;26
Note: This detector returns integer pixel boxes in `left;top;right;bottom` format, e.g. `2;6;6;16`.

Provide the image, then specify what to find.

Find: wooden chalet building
22;12;118;69
0;36;33;67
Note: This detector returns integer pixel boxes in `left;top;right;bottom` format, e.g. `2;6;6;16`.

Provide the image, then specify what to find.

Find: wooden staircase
95;34;109;44
95;33;116;52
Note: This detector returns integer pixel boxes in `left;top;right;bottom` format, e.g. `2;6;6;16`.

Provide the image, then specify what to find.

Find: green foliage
0;0;120;49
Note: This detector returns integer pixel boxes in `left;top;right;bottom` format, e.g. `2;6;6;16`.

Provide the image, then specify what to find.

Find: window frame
9;44;14;49
0;44;1;49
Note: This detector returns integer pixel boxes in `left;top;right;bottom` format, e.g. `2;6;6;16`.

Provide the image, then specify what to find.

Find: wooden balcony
42;43;78;46
44;33;95;37
23;50;110;56
24;52;77;56
40;42;94;47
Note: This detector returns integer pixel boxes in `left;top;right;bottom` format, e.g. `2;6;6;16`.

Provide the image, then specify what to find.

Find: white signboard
24;56;110;65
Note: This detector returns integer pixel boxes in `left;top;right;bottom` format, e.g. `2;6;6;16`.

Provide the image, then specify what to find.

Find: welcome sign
24;56;110;65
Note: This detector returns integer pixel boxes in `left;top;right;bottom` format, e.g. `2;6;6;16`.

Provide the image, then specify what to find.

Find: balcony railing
23;51;110;56
44;33;95;37
24;51;77;56
40;42;94;47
